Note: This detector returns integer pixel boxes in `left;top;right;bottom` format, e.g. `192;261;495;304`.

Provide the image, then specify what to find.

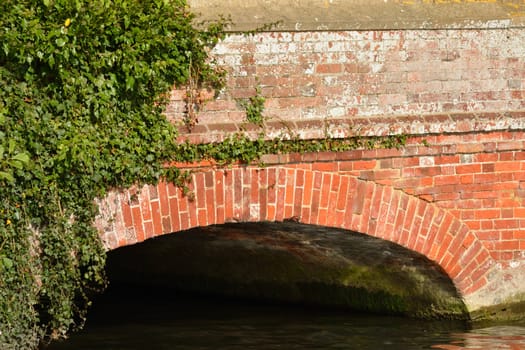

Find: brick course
96;26;525;315
167;29;525;143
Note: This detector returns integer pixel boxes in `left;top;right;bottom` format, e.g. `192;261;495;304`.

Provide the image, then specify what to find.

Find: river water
46;286;525;350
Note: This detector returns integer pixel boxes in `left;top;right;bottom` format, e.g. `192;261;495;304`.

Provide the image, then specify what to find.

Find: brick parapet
96;23;525;317
167;29;525;143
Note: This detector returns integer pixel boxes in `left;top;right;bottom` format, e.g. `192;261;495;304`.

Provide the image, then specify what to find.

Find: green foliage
239;86;266;127
175;133;407;166
0;0;225;348
0;1;407;348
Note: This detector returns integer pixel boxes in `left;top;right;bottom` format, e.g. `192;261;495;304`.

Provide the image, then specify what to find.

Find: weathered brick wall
96;25;525;316
96;128;525;314
166;28;525;143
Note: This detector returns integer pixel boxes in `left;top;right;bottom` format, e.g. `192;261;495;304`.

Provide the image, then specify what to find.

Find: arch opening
106;221;468;319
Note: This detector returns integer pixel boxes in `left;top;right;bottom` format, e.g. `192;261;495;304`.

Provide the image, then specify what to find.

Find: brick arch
96;166;493;298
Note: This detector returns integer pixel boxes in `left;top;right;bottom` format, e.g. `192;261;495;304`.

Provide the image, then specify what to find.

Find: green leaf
12;153;30;164
8;139;15;154
0;171;14;182
55;38;67;47
2;257;13;270
125;75;135;90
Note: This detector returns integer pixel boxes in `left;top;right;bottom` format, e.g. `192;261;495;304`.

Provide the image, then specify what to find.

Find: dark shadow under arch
106;221;469;319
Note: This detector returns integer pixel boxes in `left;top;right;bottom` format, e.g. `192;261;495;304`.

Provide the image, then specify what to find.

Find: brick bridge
96;1;525;319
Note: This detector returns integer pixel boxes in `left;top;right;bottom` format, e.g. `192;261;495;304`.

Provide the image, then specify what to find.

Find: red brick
224;184;234;221
457;143;484;153
215;206;225;224
501;231;514;240
474;173;500;184
494;240;520;250
480;220;494;230
358;188;374;234
376;187;393;238
169;197;181;232
233;169;243;219
151;201;163;236
180;212;190;231
434;175;458;186
455;164;482;174
494;219;519;229
337;176;350;211
310;188;321;224
140;192;152;222
188;199;198;228
303;171;314;206
400;198;417;246
499;152;515;161
215;172;225;206
497;141;523;151
370;186;384;221
318;208;328;226
433;192;460;201
251;171;260;205
455;257;481;286
195;174;206;209
267;204;276;222
206;188;216;224
122;201;134;229
143;221;154;240
446;227;465;255
312;162;338;172
131;206;144;242
475;153;499;163
197;208;207;226
494;161;521;172
414;166;441;177
157;183;171;218
316;63;342;74
514;230;525;239
242;186;251;220
319;173;332;209
475;209;500;220
294;187;304;218
301;206;311;224
435;155;460;165
352;160;377;170
465;276;488;294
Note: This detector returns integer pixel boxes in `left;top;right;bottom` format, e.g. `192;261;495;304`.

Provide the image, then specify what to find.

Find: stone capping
176;111;525;144
188;0;525;32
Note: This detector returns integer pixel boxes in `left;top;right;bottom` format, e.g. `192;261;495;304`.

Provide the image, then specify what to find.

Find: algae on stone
107;222;469;319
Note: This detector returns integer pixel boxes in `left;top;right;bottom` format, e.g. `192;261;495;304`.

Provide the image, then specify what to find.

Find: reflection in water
46;286;525;350
433;326;525;349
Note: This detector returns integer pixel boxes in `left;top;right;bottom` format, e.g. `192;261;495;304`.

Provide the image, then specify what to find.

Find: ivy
0;1;225;348
175;133;407;166
239;85;266;127
0;1;408;348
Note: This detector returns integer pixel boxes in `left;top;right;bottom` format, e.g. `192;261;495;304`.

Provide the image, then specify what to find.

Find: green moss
107;222;469;320
470;295;525;323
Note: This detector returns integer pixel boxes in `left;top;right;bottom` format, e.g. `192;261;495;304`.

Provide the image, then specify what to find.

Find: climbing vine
0;0;225;348
176;133;407;166
239;85;266;127
0;1;408;349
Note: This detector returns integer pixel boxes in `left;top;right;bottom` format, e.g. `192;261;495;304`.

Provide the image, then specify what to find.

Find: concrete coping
175;111;525;145
188;0;525;32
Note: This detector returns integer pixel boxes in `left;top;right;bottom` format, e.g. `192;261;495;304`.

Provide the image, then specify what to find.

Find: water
46;286;525;350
